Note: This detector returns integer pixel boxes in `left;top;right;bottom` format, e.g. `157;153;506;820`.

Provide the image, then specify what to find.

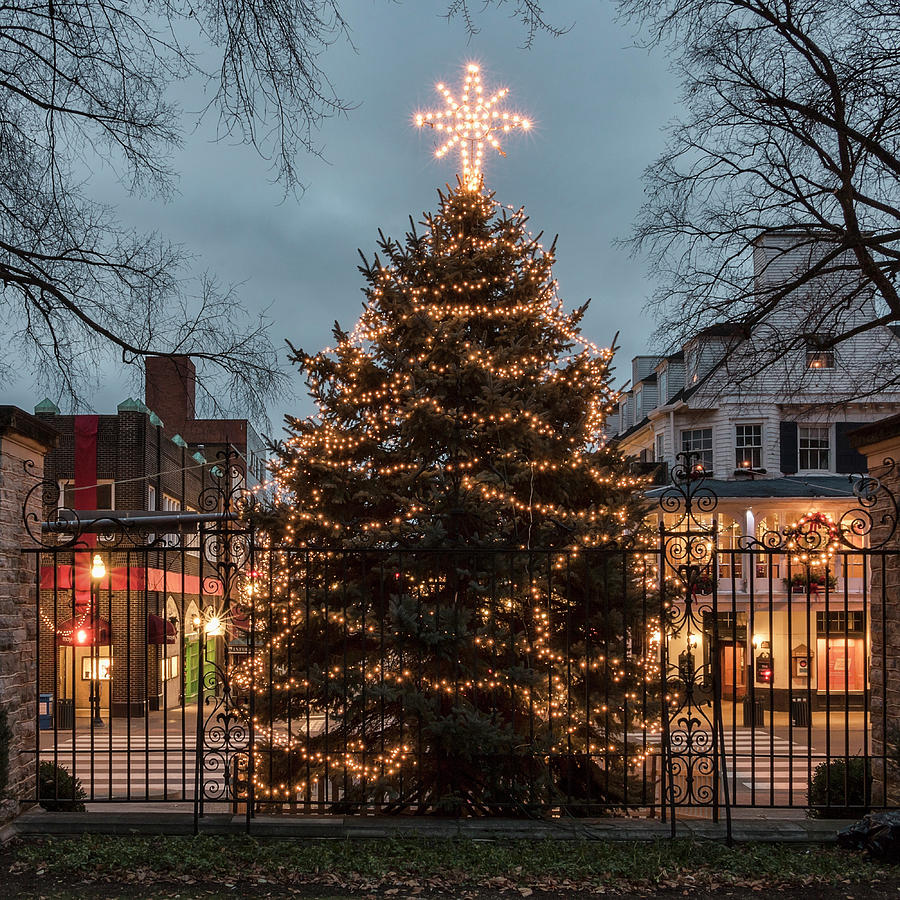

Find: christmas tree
242;181;657;814
241;65;656;815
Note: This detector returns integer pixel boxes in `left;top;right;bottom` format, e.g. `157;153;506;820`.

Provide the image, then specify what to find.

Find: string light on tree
414;63;531;190
240;100;656;810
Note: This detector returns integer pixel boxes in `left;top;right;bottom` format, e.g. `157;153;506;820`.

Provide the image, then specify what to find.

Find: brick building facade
33;357;264;721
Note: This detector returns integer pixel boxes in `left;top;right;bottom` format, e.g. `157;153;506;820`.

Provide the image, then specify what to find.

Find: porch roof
645;475;858;500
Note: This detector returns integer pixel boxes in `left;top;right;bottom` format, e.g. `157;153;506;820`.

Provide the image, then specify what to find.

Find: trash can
742;696;765;727
56;697;74;730
39;693;53;730
791;695;811;728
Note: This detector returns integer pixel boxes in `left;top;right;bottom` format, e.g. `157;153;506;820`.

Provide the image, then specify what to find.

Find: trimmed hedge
808;756;870;818
39;761;86;811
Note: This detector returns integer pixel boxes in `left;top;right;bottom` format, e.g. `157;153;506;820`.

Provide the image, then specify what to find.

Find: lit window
799;425;830;470
681;428;713;472
806;335;835;369
735;424;762;469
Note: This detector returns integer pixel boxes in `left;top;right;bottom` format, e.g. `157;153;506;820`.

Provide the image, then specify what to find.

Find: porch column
0;407;57;827
850;415;900;806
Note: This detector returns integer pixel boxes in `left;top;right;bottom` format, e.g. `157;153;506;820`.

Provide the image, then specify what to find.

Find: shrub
39;761;86;811
0;709;10;796
807;757;870;818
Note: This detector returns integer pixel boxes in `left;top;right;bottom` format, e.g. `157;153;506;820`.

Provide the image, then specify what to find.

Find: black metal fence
23;454;900;831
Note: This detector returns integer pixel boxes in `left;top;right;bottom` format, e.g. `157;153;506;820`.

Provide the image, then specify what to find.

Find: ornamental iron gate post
192;452;257;833
657;453;731;839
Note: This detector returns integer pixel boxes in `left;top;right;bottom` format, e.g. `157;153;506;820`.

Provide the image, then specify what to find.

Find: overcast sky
11;1;678;438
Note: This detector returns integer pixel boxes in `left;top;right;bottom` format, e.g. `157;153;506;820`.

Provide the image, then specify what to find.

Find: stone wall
851;416;900;806
0;407;57;826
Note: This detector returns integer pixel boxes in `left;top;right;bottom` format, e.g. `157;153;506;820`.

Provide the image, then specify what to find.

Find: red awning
148;613;177;645
56;616;112;646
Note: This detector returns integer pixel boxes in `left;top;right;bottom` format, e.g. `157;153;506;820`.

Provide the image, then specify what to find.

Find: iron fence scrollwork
657;452;731;838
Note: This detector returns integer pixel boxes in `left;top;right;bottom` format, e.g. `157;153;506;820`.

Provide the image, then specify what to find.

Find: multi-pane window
681;428;713;472
148;484;157;511
816;610;865;636
184;504;200;551
806;335;835;369
659;369;668;404
655;433;665;463
717;517;744;582
59;479;114;509
799;425;830;470
755;514;782;580
735;424;763;469
162;494;181;547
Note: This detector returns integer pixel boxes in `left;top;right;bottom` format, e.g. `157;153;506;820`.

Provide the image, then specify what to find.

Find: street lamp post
90;553;106;727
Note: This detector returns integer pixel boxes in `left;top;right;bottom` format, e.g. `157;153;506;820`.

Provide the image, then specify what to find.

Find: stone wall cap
0;406;59;449
849;414;900;450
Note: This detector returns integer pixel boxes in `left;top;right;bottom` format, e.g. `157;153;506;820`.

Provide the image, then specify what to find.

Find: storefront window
816;638;865;692
816;610;866;692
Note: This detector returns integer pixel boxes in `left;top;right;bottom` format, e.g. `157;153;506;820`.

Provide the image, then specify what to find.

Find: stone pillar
0;407;57;826
851;415;900;806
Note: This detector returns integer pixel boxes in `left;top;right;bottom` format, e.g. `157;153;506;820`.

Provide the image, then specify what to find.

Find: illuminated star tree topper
414;62;531;190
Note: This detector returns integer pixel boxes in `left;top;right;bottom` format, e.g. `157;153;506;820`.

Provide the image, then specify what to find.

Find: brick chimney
145;355;196;435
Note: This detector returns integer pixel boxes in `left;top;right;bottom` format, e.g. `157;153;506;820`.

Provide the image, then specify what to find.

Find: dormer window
659;369;668;403
805;334;835;369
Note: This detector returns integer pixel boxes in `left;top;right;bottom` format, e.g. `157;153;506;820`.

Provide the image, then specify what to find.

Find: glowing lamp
205;615;224;637
91;554;106;580
76;629;89;644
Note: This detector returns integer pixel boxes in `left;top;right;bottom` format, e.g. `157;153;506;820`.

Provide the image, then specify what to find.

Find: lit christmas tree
244;66;656;814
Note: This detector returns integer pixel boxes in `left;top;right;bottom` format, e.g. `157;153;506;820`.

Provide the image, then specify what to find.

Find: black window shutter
835;422;868;474
779;422;798;474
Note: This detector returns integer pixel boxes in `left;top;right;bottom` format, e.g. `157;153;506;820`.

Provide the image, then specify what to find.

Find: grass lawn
2;834;898;898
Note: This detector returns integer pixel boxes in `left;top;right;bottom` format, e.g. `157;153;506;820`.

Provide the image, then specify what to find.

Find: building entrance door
720;642;747;700
58;645;111;717
184;637;199;702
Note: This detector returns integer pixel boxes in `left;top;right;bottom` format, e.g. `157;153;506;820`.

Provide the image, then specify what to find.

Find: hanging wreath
783;511;842;566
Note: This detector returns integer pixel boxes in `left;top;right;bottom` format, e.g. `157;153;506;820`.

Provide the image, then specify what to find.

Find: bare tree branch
619;0;900;399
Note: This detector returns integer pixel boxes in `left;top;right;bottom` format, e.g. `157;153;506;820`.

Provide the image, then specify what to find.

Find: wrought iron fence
23;452;900;833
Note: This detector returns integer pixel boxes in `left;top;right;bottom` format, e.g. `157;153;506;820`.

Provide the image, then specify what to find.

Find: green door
184;638;199;701
184;636;216;702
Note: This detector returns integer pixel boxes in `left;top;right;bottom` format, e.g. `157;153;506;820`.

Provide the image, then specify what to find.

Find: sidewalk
9;805;847;842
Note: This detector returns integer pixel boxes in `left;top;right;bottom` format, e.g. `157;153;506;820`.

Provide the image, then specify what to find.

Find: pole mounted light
89;552;106;727
91;553;106;580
